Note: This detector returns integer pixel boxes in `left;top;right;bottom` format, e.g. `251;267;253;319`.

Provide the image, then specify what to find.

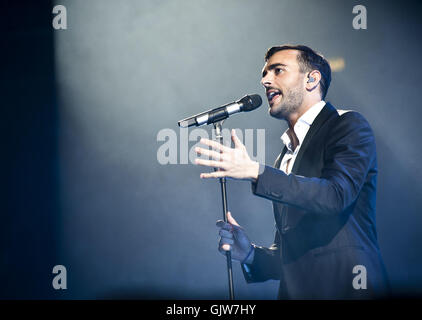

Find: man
194;45;390;299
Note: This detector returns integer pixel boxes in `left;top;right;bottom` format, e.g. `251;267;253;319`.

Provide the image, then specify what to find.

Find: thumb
226;211;240;227
231;129;244;149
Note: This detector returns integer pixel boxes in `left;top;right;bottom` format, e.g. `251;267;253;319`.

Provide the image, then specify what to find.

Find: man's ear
305;70;322;91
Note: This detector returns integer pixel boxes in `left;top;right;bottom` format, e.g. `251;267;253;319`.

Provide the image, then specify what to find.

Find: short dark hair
265;44;331;99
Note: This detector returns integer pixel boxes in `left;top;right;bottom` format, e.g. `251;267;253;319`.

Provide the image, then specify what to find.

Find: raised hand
195;129;259;181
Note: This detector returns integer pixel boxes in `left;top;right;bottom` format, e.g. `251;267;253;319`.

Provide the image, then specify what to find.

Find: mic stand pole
213;120;235;300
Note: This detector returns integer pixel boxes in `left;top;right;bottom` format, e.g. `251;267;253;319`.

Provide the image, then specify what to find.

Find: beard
269;81;304;120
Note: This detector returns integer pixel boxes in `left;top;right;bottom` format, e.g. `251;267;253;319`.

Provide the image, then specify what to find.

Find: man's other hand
216;211;254;264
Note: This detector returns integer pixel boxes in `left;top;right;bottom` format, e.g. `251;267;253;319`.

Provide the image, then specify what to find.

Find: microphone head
238;94;262;112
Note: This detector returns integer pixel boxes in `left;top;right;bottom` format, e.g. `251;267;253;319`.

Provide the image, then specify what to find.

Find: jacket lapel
274;146;288;169
291;102;337;174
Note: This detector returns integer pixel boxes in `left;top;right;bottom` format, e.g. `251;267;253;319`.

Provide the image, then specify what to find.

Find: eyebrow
262;63;287;77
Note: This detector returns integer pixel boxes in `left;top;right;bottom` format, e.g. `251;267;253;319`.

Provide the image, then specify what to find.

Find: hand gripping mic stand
179;94;262;300
213;120;235;300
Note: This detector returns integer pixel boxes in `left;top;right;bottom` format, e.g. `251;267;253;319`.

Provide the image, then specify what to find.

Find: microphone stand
213;120;235;300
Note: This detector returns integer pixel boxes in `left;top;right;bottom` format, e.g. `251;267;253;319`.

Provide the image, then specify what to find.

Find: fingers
195;158;226;169
219;236;234;245
219;237;232;252
216;220;232;231
200;171;227;179
195;147;226;161
217;212;240;254
195;146;228;178
219;229;233;238
199;138;230;153
216;212;247;257
198;132;243;153
221;244;231;252
217;220;234;253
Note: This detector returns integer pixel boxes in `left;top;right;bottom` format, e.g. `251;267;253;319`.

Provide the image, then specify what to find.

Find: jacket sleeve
241;228;282;282
251;111;377;217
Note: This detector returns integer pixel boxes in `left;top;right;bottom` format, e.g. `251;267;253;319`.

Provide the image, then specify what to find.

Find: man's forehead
262;49;299;70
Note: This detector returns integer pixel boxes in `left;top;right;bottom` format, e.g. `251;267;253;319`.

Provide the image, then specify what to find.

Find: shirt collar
281;100;326;152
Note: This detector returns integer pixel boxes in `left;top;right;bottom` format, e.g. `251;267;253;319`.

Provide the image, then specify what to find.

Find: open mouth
266;89;282;104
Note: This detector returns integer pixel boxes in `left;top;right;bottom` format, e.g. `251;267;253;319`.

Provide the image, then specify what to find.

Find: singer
194;44;390;299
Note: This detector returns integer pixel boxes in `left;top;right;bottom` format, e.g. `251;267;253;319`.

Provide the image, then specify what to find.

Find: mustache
265;86;282;93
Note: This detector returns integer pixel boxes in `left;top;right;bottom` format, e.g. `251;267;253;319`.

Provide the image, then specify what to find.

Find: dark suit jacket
242;102;390;299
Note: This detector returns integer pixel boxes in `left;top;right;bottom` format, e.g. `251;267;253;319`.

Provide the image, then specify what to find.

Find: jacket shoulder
325;108;375;149
329;107;373;130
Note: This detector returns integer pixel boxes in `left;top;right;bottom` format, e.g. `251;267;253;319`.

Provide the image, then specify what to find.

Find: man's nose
261;73;272;87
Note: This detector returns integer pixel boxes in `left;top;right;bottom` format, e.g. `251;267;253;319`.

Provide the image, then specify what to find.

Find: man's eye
275;68;283;75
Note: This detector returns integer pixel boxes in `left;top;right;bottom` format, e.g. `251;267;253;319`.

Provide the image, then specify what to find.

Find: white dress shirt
279;101;326;174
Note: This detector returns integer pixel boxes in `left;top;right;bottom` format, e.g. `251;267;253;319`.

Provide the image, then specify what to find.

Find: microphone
178;94;262;128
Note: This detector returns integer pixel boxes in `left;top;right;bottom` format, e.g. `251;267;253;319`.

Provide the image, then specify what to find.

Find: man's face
261;49;306;120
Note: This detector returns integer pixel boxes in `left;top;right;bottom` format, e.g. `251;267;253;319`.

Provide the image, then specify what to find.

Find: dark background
2;0;422;299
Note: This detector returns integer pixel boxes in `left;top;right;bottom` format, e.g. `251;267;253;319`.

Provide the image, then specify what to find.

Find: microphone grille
239;94;262;111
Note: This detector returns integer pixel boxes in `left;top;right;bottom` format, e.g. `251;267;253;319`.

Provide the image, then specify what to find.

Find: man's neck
286;96;322;128
285;97;323;151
